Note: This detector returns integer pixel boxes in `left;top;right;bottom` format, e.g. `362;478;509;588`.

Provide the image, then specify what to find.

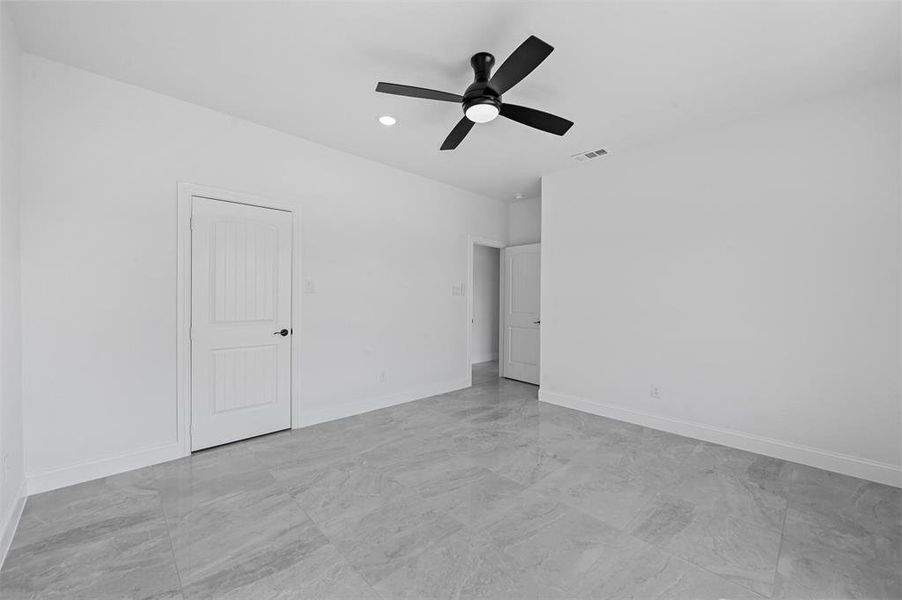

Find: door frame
466;235;506;386
176;182;303;456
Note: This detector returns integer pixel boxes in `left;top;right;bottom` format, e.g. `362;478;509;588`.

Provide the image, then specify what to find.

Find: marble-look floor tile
445;423;530;456
153;444;272;515
774;481;902;599
478;491;626;597
5;363;899;598
0;508;181;600
773;532;901;600
682;443;794;496
179;537;379;600
584;533;763;600
249;424;378;472
9;467;161;550
358;434;475;487
789;464;902;542
319;490;464;585
413;465;525;525
781;500;900;569
471;361;501;385
271;457;408;527
534;421;606;462
627;493;782;596
667;468;789;532
374;528;544;600
163;480;321;589
527;455;671;529
470;439;570;486
1;466;180;600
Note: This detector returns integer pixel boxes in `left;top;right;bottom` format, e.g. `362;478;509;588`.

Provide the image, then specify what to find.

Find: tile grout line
521;472;769;600
265;457;396;600
595;448;780;599
150;468;187;597
627;531;770;599
769;464;796;596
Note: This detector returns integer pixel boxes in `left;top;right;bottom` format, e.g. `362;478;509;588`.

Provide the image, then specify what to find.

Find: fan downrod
463;52;500;117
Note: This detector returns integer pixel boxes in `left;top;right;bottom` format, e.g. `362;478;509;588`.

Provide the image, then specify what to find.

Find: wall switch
304;279;316;294
650;385;662;399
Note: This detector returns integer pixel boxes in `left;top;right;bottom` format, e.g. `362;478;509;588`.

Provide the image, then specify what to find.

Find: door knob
273;329;289;337
533;320;541;325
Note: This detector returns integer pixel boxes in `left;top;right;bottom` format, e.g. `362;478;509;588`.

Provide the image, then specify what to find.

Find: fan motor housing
463;52;501;115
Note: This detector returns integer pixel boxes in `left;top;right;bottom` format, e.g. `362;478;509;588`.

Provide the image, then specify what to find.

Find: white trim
539;389;902;488
298;377;469;427
0;480;26;569
177;182;303;453
466;236;505;386
25;442;184;495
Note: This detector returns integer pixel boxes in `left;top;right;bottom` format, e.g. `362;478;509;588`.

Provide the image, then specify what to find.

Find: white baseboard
24;377;473;495
26;441;185;495
298;377;470;427
0;480;26;568
539;389;902;488
471;353;499;365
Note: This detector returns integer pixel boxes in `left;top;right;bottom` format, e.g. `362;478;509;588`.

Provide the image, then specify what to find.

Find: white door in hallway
191;197;293;450
502;243;541;384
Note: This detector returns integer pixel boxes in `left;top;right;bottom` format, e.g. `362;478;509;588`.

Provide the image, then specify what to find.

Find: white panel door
191;197;292;450
502;243;541;384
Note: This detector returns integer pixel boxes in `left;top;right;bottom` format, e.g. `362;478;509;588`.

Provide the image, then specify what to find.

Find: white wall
541;83;901;486
472;245;500;364
508;196;541;245
0;6;26;562
20;55;508;492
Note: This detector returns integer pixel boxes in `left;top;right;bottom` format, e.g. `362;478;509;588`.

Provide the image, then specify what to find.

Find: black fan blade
489;35;554;95
440;117;475;150
500;103;573;135
376;82;462;103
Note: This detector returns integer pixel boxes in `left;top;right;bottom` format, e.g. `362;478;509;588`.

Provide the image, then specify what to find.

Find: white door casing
502;243;541;385
190;197;293;450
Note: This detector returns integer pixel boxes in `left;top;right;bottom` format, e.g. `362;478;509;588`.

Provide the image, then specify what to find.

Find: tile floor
1;362;899;599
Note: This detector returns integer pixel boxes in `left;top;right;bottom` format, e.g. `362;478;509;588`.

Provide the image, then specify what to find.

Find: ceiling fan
375;35;573;150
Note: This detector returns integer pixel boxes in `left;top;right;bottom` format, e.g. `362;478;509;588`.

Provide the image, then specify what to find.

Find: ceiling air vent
571;148;608;162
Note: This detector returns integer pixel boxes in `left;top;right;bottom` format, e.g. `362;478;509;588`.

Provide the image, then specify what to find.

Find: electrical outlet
650;385;661;399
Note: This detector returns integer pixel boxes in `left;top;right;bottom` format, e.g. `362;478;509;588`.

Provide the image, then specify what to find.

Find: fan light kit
465;102;499;123
378;115;397;126
375;35;573;150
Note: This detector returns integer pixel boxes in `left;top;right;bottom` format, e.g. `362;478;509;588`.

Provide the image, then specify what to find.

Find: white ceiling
8;1;900;200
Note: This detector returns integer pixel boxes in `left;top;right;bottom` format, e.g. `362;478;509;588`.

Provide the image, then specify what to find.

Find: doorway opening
466;236;505;387
466;237;542;387
471;244;501;385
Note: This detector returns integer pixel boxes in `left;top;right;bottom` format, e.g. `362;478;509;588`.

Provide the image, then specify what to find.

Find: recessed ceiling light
378;115;397;126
